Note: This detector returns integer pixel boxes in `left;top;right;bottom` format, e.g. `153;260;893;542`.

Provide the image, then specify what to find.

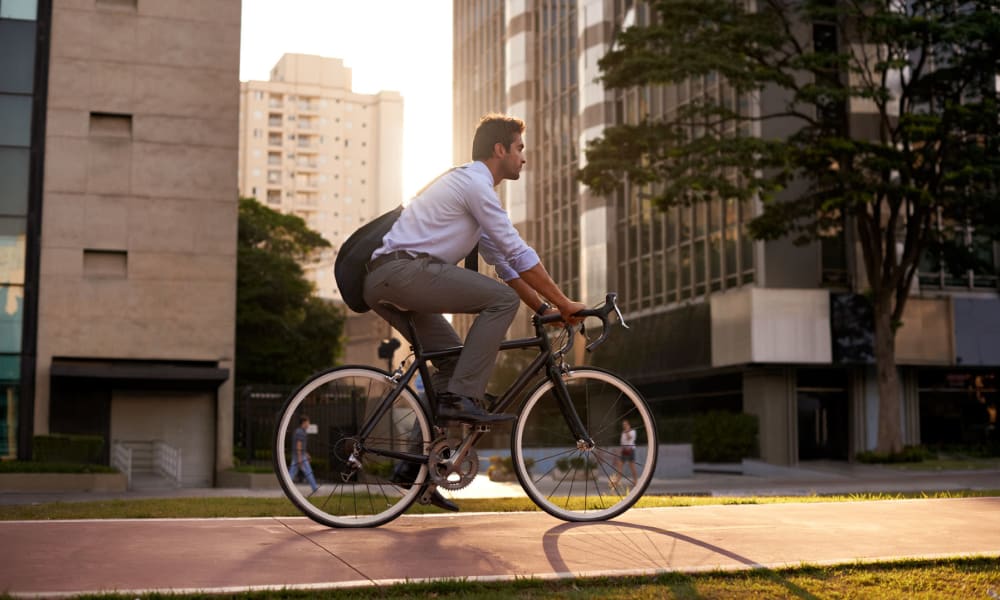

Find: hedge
0;461;117;474
693;411;759;463
32;434;105;464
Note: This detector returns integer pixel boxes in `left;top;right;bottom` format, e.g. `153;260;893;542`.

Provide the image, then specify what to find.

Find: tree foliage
579;0;1000;453
236;197;344;386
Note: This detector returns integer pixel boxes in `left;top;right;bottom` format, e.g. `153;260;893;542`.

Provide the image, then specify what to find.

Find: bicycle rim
273;366;431;528
512;368;657;522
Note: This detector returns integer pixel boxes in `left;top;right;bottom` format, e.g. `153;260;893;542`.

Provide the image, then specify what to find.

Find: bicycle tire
511;367;657;522
273;365;431;528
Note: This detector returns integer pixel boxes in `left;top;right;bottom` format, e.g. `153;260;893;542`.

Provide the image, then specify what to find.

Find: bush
233;446;250;462
659;417;694;444
32;434;105;464
487;455;533;482
856;445;933;464
693;411;759;463
0;460;117;474
231;464;274;474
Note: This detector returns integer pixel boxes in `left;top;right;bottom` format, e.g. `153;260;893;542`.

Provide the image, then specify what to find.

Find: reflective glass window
0;20;36;94
0;382;18;459
0;0;37;20
0;285;23;353
0;218;24;284
0;354;18;380
0;94;32;146
0;148;29;215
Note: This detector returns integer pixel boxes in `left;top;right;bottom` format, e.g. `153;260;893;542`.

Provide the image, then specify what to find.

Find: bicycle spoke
513;368;657;522
274;367;430;527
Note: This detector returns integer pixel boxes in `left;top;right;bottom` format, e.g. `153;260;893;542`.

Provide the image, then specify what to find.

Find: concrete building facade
452;0;999;465
1;0;241;487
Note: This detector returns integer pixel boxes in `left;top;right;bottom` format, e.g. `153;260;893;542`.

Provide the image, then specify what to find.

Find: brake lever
612;301;629;329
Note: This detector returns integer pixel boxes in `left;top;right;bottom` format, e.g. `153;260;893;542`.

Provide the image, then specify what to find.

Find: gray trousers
362;255;520;400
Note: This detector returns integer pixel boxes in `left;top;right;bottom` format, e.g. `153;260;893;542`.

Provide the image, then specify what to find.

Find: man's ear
493;141;506;158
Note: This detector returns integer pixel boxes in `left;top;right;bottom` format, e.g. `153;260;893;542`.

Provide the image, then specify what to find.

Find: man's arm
512;263;586;324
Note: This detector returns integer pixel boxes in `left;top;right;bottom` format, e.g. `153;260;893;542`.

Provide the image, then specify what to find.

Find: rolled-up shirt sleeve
465;185;540;281
480;231;540;281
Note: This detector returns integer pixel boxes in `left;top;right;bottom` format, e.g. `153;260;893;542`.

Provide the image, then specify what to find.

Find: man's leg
364;257;519;400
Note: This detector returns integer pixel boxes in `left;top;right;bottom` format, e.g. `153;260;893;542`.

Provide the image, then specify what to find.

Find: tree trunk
873;303;903;454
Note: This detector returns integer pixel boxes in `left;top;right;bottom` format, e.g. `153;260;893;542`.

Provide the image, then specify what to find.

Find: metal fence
235;385;293;468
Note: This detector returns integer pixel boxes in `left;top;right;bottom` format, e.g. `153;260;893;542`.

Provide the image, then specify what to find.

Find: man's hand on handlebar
558;301;587;326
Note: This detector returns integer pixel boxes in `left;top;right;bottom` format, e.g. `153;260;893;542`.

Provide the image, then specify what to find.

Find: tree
236;197;345;386
579;0;1000;453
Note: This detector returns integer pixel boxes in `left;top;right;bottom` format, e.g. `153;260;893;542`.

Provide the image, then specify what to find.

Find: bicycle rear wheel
512;367;657;521
273;366;431;528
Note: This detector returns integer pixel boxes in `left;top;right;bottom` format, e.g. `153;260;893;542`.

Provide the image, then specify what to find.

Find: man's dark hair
471;113;525;161
299;416;309;426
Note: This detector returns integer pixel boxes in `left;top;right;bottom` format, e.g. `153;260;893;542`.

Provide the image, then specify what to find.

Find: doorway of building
797;369;849;460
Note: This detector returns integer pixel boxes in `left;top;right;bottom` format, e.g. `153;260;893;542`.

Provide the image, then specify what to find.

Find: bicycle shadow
284;520;526;581
541;520;821;600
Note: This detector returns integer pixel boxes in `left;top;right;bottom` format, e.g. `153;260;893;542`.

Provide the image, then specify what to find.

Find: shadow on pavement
542;520;822;599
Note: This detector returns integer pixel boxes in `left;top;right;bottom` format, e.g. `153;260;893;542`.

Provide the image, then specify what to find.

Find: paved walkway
0;461;998;598
1;497;998;598
2;460;998;505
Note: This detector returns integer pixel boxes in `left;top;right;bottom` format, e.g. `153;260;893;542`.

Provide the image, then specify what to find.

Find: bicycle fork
547;364;595;450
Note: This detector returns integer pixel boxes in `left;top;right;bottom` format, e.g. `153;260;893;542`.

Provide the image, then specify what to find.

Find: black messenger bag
334;205;403;313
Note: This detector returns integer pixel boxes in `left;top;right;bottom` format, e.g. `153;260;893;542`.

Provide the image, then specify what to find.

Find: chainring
427;438;479;490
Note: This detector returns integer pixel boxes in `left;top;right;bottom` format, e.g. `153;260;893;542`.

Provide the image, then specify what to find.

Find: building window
1;0;38;20
919;213;998;290
83;249;127;279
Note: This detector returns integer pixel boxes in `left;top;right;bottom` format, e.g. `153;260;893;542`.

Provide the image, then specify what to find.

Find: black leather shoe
438;393;516;423
427;490;459;512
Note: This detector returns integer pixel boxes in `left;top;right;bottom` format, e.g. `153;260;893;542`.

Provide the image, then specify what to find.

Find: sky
239;0;454;201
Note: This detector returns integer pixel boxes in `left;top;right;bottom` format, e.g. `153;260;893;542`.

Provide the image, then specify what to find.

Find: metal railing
153;440;182;488
111;442;133;489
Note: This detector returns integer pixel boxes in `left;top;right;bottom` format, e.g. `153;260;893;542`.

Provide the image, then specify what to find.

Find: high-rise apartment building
238;54;403;303
2;0;241;486
452;0;999;465
238;54;402;367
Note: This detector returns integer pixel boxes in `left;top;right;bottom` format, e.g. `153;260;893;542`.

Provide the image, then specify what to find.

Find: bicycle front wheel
512;367;657;522
273;366;431;528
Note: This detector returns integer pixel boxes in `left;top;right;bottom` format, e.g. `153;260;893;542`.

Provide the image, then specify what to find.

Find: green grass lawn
2;490;998;521
0;556;995;599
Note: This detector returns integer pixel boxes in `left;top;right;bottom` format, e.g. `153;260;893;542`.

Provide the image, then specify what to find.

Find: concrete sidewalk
1;497;998;598
1;460;997;506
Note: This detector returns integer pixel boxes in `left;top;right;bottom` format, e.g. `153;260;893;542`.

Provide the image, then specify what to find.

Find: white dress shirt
372;161;540;281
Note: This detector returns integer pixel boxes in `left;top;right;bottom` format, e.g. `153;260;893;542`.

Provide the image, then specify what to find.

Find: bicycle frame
355;316;593;469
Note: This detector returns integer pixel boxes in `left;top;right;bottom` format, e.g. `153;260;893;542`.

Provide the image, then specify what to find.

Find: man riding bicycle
364;113;585;420
363;114;585;509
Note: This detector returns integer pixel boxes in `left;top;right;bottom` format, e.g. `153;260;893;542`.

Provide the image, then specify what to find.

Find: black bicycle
273;293;657;527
